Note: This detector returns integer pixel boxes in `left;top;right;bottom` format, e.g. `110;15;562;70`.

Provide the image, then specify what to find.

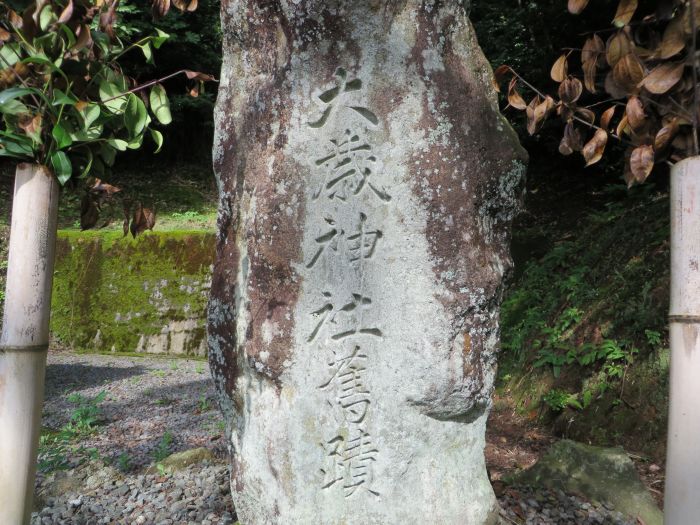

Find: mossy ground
51;230;215;355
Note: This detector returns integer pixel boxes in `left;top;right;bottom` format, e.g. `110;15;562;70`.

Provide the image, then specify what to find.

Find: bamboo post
0;163;59;525
665;157;700;524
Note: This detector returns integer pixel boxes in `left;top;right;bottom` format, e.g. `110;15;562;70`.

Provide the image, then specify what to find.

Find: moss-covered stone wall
51;231;215;356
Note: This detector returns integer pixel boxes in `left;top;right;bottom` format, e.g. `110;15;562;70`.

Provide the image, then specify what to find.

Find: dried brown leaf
551;54;568;83
582;129;608;166
660;15;686;59
492;65;511;93
151;0;170;18
606;31;633;67
559;120;584;155
616;114;630;137
601;106;616;131
73;24;93;50
613;0;637;27
583;58;598;93
0;28;10;42
604;71;627;98
507;78;527;110
582;34;605;63
57;0;74;24
654;118;680;151
80;194;99;230
639;62;684;94
626;96;646;130
184;70;215;81
612;53;645;91
576;107;596;125
559;77;583;104
172;0;198;11
568;0;590;15
130;204;156;238
630;145;654;183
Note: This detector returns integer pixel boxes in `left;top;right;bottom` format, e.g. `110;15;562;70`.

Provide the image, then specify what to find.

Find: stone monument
208;1;526;523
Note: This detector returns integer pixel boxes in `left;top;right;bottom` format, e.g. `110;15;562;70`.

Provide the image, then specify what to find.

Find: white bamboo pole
0;163;59;525
665;156;700;525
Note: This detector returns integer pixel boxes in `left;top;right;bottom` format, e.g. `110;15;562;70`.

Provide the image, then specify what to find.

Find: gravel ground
32;350;646;525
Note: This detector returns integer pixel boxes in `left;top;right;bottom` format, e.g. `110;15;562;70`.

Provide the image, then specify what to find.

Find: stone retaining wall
51;231;214;357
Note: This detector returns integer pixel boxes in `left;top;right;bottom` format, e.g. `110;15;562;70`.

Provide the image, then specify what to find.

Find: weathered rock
209;1;526;523
147;448;215;474
509;440;663;525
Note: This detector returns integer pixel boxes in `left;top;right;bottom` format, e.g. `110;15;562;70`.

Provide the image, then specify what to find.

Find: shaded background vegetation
472;0;670;460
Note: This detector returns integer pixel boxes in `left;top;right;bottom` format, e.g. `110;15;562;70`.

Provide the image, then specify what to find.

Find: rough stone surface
209;1;526;523
148;448;216;474
52;231;213;356
510;440;663;525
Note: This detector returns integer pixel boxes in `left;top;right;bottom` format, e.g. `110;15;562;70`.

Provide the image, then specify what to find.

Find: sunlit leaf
613;0;637;27
99;81;127;114
107;138;128;151
568;0;590;14
150;128;163;153
551;54;568;83
57;0;74;24
639;63;684;94
582;128;608;166
149;84;172;125
124;94;149;138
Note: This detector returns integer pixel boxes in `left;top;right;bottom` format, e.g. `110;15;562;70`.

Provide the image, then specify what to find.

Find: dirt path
33;351;655;524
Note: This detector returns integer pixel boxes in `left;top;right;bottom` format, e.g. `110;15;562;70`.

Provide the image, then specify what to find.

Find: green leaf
100;143;116;166
124;94;149;138
126;133;144;150
51;151;72;185
149;85;172;125
0;99;29;115
52;89;78;106
150;129;163;153
138;42;153;64
0;87;38;106
107;138;128;151
52;123;73;149
0;43;22;68
78;147;94;178
99;82;128;114
80;104;101;128
153;29;169;49
69;124;103;142
0;134;34;159
39;4;57;31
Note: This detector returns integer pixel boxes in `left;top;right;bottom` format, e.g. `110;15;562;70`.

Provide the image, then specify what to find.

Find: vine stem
99;70;217;104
